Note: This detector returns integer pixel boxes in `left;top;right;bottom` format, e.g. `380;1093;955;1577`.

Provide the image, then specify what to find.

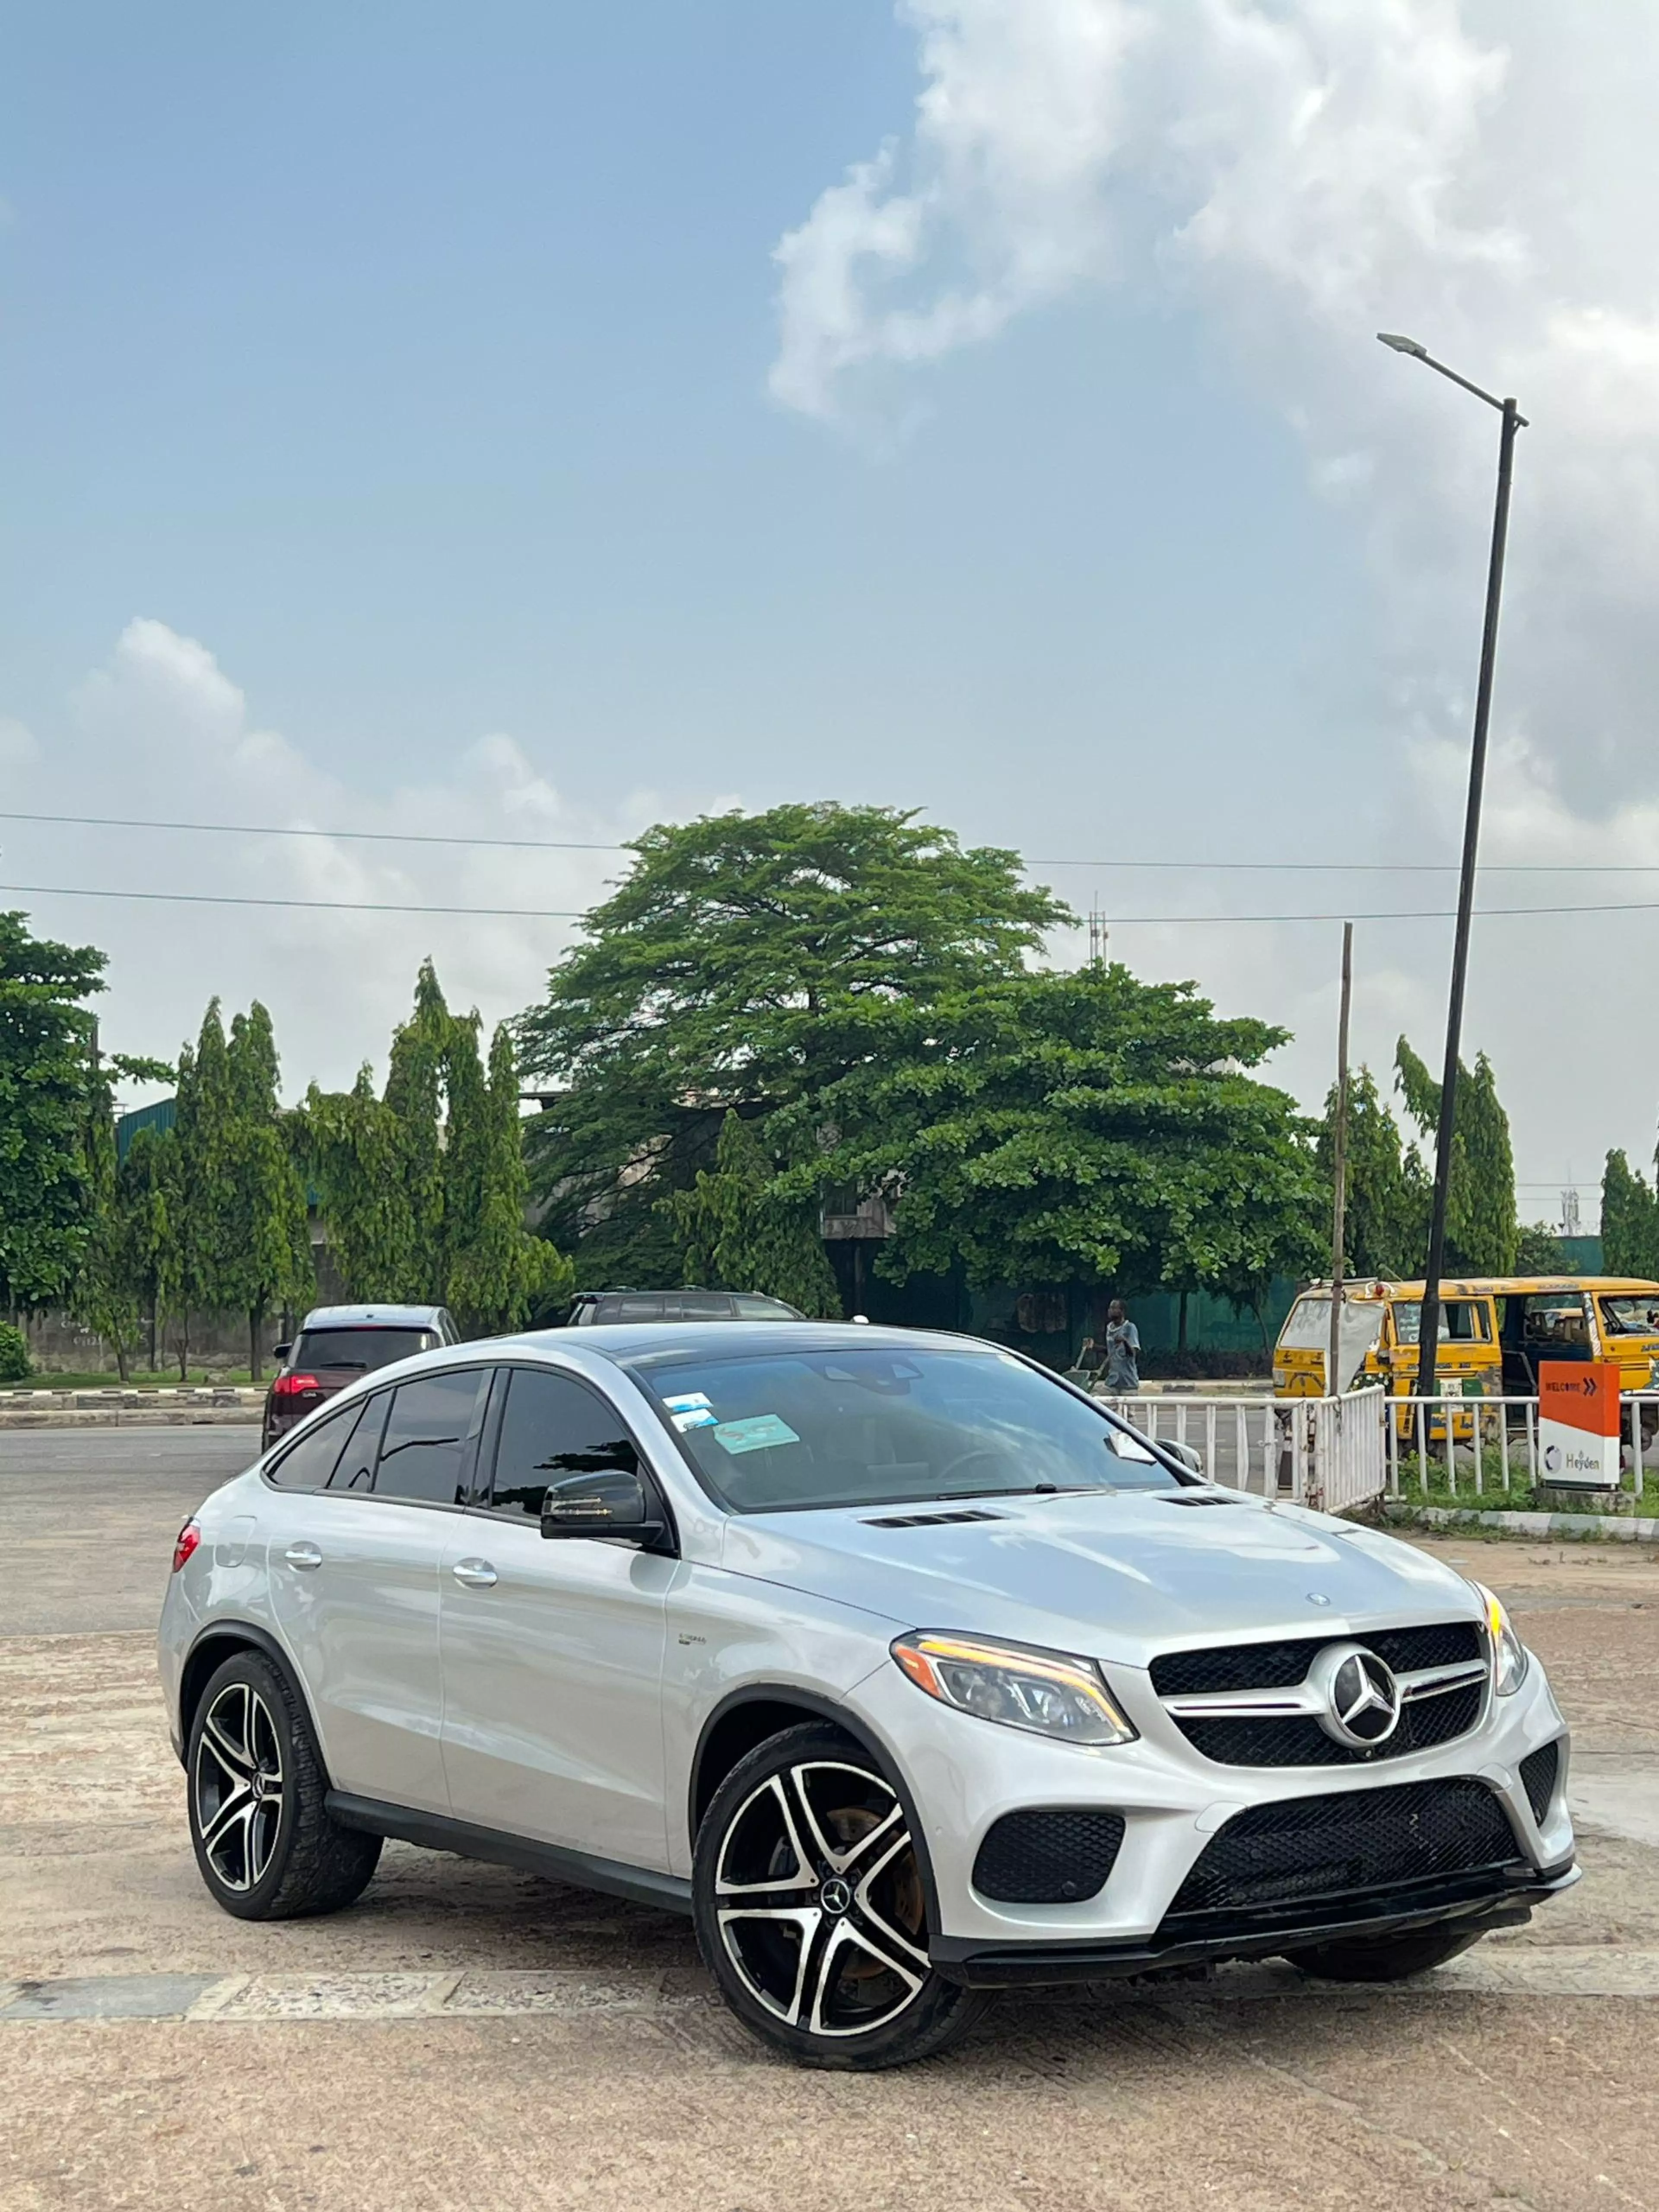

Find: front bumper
849;1637;1575;1974
932;1860;1579;1987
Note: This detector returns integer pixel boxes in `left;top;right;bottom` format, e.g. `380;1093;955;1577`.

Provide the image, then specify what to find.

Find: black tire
693;1723;989;2071
1282;1922;1486;1983
187;1649;381;1921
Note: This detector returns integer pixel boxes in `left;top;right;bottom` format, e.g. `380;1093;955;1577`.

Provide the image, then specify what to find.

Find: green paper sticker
712;1414;801;1456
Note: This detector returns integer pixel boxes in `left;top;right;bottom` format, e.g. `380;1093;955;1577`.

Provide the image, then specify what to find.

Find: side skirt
324;1792;694;1918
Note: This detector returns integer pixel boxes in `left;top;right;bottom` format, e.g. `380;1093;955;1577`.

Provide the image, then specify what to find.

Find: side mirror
1166;1439;1206;1476
272;1343;292;1362
541;1468;666;1549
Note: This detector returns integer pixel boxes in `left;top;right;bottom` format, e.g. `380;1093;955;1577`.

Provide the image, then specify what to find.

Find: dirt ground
3;1433;1657;2212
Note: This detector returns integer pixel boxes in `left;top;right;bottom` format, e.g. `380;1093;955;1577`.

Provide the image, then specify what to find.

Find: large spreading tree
767;967;1324;1310
517;802;1070;1283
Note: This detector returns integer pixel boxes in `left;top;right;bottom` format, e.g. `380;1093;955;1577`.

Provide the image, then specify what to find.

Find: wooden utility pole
1327;922;1354;1397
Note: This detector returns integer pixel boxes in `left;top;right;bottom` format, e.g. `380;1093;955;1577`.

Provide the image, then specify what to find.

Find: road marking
3;1949;1659;2022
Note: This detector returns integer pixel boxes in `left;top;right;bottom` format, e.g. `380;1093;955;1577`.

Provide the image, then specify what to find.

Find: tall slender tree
1601;1149;1659;1278
224;1004;311;1377
1395;1038;1518;1275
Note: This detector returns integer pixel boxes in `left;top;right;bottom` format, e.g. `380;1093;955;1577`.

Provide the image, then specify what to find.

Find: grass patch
2;1369;260;1392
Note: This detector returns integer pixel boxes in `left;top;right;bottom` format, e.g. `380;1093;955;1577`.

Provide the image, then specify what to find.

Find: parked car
261;1303;459;1451
164;1321;1575;2070
564;1288;806;1325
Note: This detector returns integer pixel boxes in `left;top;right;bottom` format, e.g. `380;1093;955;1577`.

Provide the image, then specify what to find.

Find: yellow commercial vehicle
1274;1278;1659;1421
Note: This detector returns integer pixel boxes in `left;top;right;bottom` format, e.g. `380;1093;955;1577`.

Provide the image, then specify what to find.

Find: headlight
890;1632;1137;1747
1473;1580;1529;1695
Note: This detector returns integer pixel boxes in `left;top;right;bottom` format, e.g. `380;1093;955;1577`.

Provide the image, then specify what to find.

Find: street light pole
1376;334;1526;1400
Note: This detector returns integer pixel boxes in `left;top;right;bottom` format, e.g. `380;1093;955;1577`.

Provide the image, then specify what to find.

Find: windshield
624;1343;1182;1513
292;1328;434;1373
1599;1295;1659;1337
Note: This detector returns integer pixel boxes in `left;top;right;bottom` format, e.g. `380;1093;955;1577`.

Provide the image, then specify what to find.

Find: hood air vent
862;1507;1007;1529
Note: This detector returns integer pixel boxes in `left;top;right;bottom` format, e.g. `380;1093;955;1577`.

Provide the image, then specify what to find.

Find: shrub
0;1323;32;1384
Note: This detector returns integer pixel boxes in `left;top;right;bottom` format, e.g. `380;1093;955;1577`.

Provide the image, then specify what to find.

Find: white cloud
6;620;670;1103
0;716;38;767
772;0;1659;1207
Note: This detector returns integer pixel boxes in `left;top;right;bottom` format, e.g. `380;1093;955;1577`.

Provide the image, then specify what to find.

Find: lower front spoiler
931;1861;1580;1990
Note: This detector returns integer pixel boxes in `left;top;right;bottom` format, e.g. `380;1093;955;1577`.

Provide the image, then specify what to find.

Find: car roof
299;1304;448;1328
499;1319;977;1364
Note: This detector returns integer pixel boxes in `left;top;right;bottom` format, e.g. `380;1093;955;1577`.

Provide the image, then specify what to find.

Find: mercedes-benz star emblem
1309;1640;1402;1749
817;1876;853;1917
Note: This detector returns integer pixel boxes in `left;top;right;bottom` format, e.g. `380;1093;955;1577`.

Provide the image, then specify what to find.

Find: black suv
262;1303;460;1449
563;1289;806;1325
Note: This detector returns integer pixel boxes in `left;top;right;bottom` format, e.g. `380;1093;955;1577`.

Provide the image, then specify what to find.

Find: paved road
4;1432;1659;2210
0;1427;260;1637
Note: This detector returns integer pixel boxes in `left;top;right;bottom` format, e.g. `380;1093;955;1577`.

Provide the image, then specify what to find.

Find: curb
0;1408;263;1429
1384;1501;1659;1545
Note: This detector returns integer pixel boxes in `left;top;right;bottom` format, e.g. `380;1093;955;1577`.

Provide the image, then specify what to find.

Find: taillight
172;1521;201;1573
271;1372;321;1399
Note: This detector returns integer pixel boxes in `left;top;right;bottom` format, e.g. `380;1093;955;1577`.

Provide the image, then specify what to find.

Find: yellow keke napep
1274;1280;1501;1422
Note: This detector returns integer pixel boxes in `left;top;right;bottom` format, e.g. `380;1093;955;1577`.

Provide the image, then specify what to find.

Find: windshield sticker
712;1414;801;1456
664;1391;712;1411
672;1407;718;1432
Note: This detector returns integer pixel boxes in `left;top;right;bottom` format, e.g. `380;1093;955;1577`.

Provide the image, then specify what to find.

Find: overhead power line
9;879;1659;925
0;883;585;919
3;808;1657;876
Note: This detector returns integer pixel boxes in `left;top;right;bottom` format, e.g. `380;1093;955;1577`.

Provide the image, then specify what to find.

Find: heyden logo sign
1538;1360;1621;1488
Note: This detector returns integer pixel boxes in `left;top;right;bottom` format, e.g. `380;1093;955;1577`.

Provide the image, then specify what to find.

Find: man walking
1102;1298;1141;1394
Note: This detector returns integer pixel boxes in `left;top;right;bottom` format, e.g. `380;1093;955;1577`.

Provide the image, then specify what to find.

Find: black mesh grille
1150;1621;1482;1699
1520;1741;1561;1824
972;1810;1126;1904
1167;1778;1521;1919
1176;1683;1484;1768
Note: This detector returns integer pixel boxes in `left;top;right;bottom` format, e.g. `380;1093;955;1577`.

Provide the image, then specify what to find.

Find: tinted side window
375;1371;486;1505
267;1402;357;1490
734;1295;798;1319
680;1294;737;1318
489;1368;641;1521
608;1296;667;1321
328;1391;390;1491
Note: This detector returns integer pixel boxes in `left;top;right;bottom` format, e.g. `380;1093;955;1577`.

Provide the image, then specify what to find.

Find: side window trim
328;1389;391;1492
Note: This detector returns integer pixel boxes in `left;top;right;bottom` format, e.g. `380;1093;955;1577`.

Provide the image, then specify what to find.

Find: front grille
1520;1740;1561;1824
1167;1778;1522;1920
1150;1621;1481;1699
973;1809;1126;1904
1177;1682;1484;1768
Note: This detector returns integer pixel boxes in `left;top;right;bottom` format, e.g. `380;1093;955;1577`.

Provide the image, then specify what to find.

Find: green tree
0;912;107;1312
1315;1067;1428;1278
297;1070;418;1301
165;1008;245;1376
1515;1222;1571;1273
1394;1039;1518;1274
518;803;1069;1282
1600;1149;1659;1278
382;960;448;1299
70;1032;177;1377
663;1111;842;1317
224;1004;312;1378
115;1126;177;1371
772;967;1324;1309
445;1020;547;1335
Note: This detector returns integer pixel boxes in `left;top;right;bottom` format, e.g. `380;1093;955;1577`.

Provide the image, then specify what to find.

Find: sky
4;1;1659;1228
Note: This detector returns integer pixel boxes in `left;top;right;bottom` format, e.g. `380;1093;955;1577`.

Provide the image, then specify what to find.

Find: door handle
451;1557;498;1589
283;1541;323;1571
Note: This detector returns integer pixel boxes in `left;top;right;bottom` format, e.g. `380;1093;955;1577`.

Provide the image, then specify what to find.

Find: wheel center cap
250;1772;269;1802
819;1876;852;1917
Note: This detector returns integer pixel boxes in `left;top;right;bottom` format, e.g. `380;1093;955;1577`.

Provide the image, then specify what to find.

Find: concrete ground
3;1430;1658;2211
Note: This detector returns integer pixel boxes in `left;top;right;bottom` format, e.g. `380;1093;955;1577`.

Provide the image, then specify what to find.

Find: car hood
718;1489;1480;1668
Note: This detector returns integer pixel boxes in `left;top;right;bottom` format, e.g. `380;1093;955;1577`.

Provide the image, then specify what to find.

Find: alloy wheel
193;1679;286;1893
714;1759;929;2039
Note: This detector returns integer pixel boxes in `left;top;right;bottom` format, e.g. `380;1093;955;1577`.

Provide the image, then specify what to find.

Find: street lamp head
1377;331;1428;358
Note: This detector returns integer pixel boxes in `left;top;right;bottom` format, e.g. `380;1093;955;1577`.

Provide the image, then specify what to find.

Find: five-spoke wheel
186;1649;381;1920
693;1723;986;2069
194;1678;286;1893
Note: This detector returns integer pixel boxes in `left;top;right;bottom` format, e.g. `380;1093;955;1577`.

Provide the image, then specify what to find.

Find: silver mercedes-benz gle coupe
159;1323;1576;2068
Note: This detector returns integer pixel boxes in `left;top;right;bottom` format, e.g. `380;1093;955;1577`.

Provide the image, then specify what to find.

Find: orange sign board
1538;1361;1621;1438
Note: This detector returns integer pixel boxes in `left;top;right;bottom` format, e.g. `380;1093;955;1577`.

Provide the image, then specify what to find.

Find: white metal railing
1093;1390;1388;1512
1379;1389;1659;1503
